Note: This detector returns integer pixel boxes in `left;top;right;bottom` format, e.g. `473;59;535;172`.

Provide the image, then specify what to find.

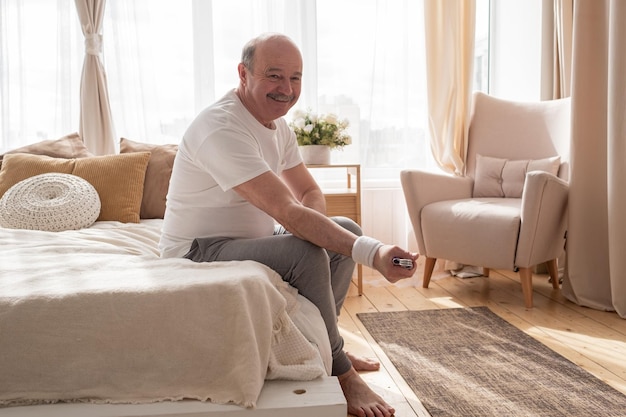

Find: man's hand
372;245;419;283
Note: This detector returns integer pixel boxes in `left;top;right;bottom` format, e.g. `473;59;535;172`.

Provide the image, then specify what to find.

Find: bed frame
0;378;346;417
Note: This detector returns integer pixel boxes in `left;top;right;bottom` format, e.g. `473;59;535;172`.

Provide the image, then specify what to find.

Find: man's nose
277;78;294;95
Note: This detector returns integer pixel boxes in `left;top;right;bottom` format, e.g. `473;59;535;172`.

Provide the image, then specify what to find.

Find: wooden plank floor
340;265;626;417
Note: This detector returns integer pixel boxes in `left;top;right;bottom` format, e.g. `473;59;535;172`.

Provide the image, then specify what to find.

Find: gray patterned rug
357;307;626;417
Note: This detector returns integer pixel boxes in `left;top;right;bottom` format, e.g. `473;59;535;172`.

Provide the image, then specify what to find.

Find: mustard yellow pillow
0;152;151;223
0;154;75;196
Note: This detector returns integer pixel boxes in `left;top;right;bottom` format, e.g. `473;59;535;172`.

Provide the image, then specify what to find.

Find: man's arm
233;166;417;282
280;163;326;214
234;168;352;256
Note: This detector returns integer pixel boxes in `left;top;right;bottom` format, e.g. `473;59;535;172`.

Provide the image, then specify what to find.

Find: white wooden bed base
0;377;346;417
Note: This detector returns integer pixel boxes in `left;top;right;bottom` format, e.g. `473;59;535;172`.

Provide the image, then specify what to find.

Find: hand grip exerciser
392;257;413;269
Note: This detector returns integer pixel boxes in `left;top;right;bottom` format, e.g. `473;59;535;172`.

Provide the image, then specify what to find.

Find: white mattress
0;220;331;409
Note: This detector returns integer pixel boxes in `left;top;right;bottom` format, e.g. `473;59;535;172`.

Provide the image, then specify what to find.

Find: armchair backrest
465;92;572;181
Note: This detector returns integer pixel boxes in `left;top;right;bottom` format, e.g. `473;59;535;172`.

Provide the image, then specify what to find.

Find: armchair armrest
400;170;473;254
516;171;569;268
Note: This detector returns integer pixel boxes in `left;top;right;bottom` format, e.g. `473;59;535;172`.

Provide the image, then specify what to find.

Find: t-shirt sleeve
193;128;270;192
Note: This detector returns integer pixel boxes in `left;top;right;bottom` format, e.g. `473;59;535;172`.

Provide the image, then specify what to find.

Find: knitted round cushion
0;173;101;232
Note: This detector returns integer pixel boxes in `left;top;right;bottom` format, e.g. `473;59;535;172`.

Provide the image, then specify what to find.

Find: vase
299;145;331;165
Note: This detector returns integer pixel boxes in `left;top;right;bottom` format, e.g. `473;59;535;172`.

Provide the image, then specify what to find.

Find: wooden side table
306;164;363;295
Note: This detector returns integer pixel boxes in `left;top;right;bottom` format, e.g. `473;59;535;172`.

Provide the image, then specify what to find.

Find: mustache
267;93;294;102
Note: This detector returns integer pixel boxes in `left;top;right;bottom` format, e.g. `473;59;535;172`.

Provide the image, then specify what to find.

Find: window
0;0;82;151
1;0;493;186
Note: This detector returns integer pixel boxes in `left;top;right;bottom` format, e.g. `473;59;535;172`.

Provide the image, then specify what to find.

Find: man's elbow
274;203;311;237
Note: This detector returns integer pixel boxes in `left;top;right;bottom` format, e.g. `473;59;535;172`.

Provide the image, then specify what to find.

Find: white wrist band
352;236;383;268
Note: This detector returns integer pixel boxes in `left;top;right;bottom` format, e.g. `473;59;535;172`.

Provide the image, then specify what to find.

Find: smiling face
236;35;303;128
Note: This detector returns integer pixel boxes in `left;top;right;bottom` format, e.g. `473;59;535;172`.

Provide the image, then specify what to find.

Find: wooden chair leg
518;267;534;308
546;259;560;289
483;267;490;277
423;257;437;288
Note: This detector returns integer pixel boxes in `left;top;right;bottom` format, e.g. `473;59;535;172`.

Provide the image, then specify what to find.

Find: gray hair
240;33;294;71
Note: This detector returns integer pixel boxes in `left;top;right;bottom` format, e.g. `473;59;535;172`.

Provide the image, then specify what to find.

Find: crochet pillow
0;173;101;232
0;152;151;223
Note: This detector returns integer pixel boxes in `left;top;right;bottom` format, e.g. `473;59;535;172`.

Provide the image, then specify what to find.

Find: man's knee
290;237;330;266
287;238;332;290
332;216;362;237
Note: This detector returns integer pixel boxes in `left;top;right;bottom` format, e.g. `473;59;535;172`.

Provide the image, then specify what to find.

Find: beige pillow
0;133;93;169
120;138;178;219
0;152;151;223
473;154;561;198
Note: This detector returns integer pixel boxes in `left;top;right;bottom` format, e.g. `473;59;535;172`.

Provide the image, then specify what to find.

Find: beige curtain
541;0;573;99
563;0;626;318
75;0;116;155
423;0;476;176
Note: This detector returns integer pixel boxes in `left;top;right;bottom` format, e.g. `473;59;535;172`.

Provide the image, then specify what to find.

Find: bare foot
346;351;381;372
338;367;395;417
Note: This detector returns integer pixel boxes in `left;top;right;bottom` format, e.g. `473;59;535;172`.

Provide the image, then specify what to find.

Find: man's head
236;33;303;128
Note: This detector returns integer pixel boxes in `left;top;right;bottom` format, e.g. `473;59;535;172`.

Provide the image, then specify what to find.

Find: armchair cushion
473;154;561;198
421;198;521;270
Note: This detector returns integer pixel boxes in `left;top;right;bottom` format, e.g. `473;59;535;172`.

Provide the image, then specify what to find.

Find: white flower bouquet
290;109;352;149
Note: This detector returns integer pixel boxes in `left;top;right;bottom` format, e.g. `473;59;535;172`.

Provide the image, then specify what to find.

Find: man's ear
237;63;248;86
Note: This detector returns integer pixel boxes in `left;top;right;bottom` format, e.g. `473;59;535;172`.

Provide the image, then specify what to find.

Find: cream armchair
401;92;571;308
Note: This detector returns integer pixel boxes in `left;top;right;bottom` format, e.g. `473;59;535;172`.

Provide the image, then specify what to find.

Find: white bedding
0;220;331;409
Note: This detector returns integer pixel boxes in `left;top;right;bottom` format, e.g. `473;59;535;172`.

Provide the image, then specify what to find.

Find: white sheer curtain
100;0;433;255
103;0;318;148
1;0;438;183
0;0;440;181
0;0;83;152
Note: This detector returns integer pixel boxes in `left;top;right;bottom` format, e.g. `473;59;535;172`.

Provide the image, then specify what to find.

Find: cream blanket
0;221;328;408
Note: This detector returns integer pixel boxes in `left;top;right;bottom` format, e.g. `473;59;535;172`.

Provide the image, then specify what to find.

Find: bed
0;135;347;416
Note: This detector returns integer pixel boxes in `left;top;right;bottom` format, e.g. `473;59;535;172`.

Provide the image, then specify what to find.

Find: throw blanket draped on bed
0;221;327;408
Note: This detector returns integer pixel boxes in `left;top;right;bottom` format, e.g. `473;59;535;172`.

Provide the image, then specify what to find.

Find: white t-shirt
159;89;303;258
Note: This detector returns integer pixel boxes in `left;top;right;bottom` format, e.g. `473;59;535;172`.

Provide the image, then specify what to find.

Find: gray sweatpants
183;216;360;377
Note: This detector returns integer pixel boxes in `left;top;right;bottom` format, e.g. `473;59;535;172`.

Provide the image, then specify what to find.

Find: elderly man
160;33;417;417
